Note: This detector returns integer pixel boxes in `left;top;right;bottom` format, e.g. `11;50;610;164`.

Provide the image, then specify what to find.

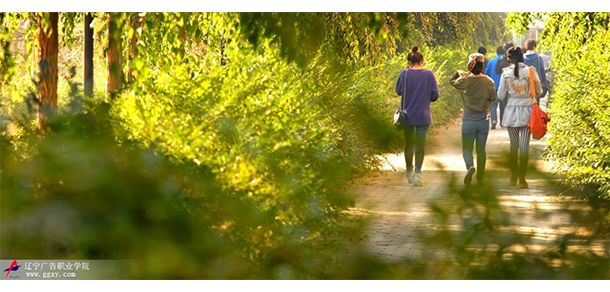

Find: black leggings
403;124;430;173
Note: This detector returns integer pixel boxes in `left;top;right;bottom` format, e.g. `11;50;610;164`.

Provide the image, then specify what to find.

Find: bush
537;13;610;199
1;95;359;279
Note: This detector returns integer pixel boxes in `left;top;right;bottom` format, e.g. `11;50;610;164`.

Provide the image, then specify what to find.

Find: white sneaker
406;171;413;184
413;172;423;186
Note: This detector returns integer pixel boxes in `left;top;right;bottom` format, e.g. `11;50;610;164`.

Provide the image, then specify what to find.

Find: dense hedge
545;14;610;199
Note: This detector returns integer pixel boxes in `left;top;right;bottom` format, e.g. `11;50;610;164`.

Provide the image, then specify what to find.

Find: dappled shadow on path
342;116;609;279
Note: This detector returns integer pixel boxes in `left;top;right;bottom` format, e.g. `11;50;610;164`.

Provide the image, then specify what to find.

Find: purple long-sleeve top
395;69;440;126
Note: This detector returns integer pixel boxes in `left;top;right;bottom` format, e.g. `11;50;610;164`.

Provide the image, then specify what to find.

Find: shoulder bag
393;70;408;131
528;66;551;140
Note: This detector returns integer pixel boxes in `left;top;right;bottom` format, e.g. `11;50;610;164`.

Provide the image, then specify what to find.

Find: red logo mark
4;260;20;279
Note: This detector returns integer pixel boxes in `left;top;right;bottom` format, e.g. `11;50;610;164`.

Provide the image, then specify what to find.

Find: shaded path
347;104;607;264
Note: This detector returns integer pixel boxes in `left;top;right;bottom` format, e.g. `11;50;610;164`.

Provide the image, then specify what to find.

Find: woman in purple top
395;46;440;186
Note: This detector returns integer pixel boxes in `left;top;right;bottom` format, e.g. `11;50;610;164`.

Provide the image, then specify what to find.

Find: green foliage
113;36;359;263
239;13;410;69
1;101;253;279
1;13;15;88
508;12;610;199
409;12;509;48
505;12;538;35
239;13;325;68
1;13;37;135
59;13;78;48
2;87;358;279
2;12;543;280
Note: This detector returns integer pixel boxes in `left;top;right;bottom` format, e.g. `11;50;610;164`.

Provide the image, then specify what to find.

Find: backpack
495;55;510;75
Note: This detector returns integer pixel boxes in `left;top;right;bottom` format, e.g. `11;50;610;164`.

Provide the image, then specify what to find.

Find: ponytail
471;62;484;75
513;61;520;78
408;46;424;65
468;53;485;75
507;47;524;78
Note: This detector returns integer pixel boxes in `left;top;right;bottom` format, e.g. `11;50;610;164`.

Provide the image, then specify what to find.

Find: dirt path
347;108;607;265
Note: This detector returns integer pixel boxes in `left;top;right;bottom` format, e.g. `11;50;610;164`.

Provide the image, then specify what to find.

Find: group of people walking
395;40;547;189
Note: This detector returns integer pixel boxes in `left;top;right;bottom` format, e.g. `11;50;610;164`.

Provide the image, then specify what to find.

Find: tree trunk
84;12;94;97
36;12;59;133
106;13;123;96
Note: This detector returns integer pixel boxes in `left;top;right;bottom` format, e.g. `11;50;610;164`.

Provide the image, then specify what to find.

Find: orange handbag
528;67;551;139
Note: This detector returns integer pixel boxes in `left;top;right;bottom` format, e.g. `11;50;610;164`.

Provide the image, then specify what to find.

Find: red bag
528;67;551;139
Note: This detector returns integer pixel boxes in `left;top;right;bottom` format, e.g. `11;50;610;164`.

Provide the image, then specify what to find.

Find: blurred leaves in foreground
1;98;357;279
1;12;608;279
3;99;608;279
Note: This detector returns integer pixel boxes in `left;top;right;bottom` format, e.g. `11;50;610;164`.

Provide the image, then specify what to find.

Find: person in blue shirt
484;45;505;129
523;39;549;105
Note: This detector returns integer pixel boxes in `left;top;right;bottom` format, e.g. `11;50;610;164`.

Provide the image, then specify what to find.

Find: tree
84;13;94;97
106;13;123;96
36;12;59;132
